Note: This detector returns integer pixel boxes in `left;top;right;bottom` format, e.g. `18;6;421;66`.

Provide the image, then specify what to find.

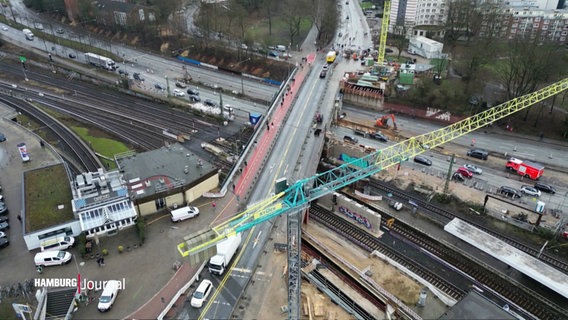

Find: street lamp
165;75;171;96
234;58;251;95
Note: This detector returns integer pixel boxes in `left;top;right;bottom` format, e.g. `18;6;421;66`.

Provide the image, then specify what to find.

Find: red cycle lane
210;53;318;226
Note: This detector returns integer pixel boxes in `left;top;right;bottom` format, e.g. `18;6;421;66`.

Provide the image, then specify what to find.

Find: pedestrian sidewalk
125;263;201;319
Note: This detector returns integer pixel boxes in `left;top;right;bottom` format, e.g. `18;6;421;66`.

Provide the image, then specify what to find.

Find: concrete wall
185;174;219;203
165;193;184;208
319;192;381;236
137;201;157;217
24;220;82;250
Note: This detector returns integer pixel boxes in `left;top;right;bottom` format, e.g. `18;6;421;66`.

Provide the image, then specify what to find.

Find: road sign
19;56;27;63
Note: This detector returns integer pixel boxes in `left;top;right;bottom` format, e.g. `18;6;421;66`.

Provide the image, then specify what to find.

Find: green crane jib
177;78;568;257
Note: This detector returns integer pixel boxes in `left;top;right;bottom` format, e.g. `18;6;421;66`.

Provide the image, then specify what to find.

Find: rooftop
115;143;217;199
24;164;74;233
439;291;516;319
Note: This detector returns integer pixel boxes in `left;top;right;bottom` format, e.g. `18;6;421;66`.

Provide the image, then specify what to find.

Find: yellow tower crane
377;0;391;64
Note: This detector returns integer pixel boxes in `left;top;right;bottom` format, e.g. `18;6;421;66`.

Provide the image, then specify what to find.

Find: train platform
445;218;568;300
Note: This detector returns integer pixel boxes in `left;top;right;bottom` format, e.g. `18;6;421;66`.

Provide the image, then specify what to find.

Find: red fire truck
506;158;544;180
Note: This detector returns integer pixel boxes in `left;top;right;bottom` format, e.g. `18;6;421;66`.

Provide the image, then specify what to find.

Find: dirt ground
304;222;422;306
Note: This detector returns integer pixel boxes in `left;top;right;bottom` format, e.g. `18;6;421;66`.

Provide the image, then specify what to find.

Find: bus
326;51;337;63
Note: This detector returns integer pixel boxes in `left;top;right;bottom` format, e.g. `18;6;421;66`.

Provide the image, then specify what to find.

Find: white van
34;251;72;267
276;45;286;52
170;206;199;222
40;236;75;252
98;280;121;312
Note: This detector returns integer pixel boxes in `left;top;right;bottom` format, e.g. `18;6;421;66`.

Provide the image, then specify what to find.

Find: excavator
376;114;397;130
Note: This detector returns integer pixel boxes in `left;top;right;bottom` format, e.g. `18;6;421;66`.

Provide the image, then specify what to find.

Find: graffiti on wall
338;206;372;229
426;107;452;121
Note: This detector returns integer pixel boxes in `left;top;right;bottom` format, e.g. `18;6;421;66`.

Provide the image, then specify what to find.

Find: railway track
301;240;382;320
310;203;568;319
368;179;568;273
0;95;101;173
309;205;467;301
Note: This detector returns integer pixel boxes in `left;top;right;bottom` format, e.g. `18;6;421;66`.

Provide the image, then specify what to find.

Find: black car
0;237;9;249
467;149;488;160
343;135;358;144
0;221;8;231
499;186;522;199
534;183;556;194
414;155;432;166
319;70;327;78
204;99;217;107
452;172;465;182
133;73;144;81
385;48;394;53
188;95;201;102
68;53;77;59
154;83;165;90
369;131;388;142
187;88;199;96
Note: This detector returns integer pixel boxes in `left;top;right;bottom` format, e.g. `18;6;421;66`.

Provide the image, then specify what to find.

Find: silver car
463;164;482;175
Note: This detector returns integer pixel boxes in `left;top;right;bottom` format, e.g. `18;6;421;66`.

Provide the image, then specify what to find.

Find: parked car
0;203;7;215
0;231;6;238
188;95;201;102
118;69;128;76
343;135;358;144
0;132;5;142
55;28;64;34
463;164;482;175
268;51;279;57
521;185;541;197
175;81;187;88
133;73;144;81
0;221;8;231
467;149;488;160
385;48;394;53
534;183;556;194
369;131;388;142
456;167;473;178
191;279;213;308
173;89;185;97
98;280;121;312
204;99;217;107
187;88;199;96
0;237;8;249
68;53;77;59
498;186;522;199
154;83;165;90
0;216;8;223
414;155;432;166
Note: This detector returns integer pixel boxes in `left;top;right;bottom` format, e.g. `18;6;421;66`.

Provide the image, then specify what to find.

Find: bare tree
498;38;564;120
282;0;309;48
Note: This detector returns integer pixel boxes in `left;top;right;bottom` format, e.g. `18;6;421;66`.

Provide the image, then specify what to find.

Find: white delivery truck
22;29;34;40
84;52;117;70
208;233;242;275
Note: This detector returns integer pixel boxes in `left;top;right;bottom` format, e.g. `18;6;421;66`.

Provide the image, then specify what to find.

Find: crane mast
177;78;568;318
377;0;391;64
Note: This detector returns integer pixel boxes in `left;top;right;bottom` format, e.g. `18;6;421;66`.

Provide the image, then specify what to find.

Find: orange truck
506;158;544;180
